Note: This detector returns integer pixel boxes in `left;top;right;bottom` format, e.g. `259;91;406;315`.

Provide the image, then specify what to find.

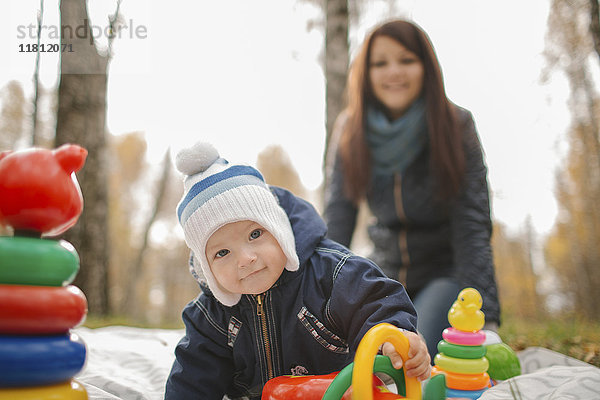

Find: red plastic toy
0;144;88;236
262;373;398;400
0;144;90;398
0;284;88;334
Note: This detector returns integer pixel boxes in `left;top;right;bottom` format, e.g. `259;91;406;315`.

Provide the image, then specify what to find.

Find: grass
82;314;184;330
499;314;600;368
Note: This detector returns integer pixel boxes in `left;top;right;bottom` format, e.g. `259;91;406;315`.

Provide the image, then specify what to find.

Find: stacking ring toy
0;284;87;334
0;380;87;400
445;387;487;399
434;353;488;375
0;237;79;286
351;323;421;400
437;340;486;359
431;366;490;390
442;328;486;346
0;333;86;387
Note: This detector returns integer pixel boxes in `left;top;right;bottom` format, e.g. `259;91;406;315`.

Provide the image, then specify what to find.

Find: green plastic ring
434;353;489;375
0;237;79;286
437;340;487;359
322;355;406;400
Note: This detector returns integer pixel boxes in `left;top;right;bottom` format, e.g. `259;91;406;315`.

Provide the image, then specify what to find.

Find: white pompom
175;142;220;176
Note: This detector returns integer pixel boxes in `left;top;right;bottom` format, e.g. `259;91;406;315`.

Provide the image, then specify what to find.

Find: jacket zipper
256;293;274;380
394;173;410;285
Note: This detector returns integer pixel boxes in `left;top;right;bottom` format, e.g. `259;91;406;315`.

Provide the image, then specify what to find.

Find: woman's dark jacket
324;107;500;324
164;187;417;400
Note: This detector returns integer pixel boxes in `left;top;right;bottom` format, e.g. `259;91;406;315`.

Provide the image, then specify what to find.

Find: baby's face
205;220;286;295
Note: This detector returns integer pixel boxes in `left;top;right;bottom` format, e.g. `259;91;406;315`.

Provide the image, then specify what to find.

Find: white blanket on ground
73;327;600;400
74;326;183;400
480;347;600;400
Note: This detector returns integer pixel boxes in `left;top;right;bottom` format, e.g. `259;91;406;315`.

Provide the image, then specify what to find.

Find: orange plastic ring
431;366;490;390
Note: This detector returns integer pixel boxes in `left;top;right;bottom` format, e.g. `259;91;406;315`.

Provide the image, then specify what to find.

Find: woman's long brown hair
339;20;465;204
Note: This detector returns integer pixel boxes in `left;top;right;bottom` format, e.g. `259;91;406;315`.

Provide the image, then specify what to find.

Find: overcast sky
1;0;572;236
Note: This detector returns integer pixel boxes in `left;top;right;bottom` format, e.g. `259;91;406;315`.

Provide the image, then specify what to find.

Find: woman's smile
369;35;424;120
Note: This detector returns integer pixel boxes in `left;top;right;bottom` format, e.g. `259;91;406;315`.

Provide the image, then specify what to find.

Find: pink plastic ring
442;327;486;346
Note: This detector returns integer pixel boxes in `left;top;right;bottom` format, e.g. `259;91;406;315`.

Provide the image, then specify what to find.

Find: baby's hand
381;330;431;381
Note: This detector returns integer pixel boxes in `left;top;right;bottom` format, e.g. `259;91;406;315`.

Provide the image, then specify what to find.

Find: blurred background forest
1;0;600;365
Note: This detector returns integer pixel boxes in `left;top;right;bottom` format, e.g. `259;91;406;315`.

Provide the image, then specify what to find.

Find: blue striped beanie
175;142;299;306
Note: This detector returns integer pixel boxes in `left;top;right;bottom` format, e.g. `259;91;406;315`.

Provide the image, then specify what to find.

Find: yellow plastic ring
0;379;87;400
434;353;489;374
352;323;421;400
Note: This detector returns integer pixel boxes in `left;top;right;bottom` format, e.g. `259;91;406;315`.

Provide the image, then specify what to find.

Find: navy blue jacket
324;107;500;323
164;187;417;400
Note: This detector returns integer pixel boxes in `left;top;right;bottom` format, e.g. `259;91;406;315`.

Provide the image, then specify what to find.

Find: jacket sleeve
449;110;500;324
323;114;359;247
164;297;233;400
325;252;418;353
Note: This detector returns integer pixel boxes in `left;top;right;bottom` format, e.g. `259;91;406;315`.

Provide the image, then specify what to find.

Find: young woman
324;19;500;359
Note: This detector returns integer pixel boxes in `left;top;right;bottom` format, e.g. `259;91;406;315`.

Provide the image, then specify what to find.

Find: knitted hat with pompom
175;142;299;306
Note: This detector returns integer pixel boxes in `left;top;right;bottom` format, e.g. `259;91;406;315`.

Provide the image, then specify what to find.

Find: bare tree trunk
524;216;541;315
545;0;600;320
569;63;600;319
576;120;600;318
123;150;171;317
55;0;110;315
554;0;600;319
0;82;26;149
31;0;44;146
324;0;349;160
590;0;600;63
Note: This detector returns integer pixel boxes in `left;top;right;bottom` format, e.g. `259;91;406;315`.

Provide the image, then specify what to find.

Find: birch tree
54;0;121;315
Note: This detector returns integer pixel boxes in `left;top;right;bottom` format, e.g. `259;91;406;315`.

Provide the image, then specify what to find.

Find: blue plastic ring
0;333;86;387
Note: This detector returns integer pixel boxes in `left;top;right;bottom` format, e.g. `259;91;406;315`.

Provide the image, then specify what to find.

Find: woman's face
368;35;424;120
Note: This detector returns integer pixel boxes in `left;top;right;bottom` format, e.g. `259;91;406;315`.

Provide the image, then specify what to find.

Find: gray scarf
366;98;428;175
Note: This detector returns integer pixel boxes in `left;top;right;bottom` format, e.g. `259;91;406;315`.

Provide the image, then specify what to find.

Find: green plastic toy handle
321;355;406;400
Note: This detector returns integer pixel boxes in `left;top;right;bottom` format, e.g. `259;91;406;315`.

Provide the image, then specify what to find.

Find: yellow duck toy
448;288;485;332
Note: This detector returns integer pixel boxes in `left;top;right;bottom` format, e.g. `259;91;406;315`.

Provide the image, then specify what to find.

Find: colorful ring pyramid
0;145;89;399
431;288;491;399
